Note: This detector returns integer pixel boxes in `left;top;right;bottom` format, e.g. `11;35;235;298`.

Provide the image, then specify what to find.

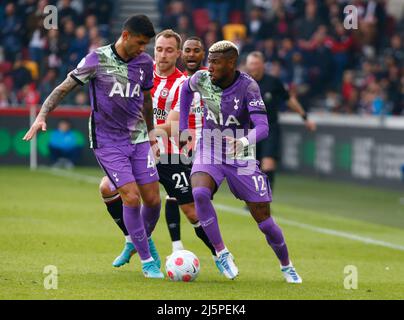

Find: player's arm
226;82;269;156
276;78;315;131
23;75;78;141
142;90;154;133
142;90;159;145
156;109;179;136
226;111;269;156
178;79;194;148
286;95;316;131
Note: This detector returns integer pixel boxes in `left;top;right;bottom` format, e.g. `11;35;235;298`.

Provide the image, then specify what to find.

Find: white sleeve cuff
239;137;249;148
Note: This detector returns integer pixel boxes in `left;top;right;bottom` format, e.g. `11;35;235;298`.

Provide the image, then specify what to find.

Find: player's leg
132;141;164;272
94;145;163;278
191;170;238;279
179;202;217;257
137;180;162;268
99;176;129;237
118;181;163;278
225;162;301;283
165;197;183;251
99;176;136;267
246;201;301;283
157;162;217;257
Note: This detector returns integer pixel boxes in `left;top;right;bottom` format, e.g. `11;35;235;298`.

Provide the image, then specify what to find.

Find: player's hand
23;116;47;141
304;120;316;132
224;136;244;157
178;130;192;149
150;139;160;162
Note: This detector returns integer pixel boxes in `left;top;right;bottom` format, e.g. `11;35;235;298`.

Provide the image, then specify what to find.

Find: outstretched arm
23;75;78;141
287;96;316;131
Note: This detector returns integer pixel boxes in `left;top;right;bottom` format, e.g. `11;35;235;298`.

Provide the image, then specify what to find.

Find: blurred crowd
0;0;113;108
160;0;404;115
0;0;403;116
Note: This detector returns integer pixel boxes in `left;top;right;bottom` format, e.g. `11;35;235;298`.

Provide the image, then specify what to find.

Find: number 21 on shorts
172;172;189;189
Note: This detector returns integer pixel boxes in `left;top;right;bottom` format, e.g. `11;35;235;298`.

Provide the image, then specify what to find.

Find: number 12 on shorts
252;175;267;193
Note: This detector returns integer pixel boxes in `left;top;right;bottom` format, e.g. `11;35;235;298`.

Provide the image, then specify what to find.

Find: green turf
1;166;404;300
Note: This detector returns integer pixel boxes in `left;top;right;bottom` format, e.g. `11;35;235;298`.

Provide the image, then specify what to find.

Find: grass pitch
1;166;404;300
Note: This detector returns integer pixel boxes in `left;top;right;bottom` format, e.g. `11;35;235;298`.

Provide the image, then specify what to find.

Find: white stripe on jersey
152;77;167;126
152;69;186;154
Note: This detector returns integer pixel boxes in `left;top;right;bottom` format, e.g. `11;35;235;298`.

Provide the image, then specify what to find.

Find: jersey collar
111;43;133;63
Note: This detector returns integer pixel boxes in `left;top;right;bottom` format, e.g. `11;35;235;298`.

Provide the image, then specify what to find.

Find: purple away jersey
70;44;154;149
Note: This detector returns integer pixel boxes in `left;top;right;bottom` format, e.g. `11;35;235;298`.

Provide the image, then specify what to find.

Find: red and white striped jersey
174;67;207;148
151;66;186;154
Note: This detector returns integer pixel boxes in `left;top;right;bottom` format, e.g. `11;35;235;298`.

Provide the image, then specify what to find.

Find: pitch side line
39;167;102;184
43;168;404;252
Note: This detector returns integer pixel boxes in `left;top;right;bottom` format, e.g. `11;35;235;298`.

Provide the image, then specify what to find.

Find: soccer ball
165;250;200;282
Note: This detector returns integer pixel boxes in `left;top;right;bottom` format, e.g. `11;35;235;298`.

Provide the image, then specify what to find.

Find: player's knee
119;189;141;207
99;176;114;198
143;194;161;208
192;187;211;205
180;203;198;223
122;195;141;207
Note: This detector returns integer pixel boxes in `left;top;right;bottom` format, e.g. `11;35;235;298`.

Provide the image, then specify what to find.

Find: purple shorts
191;160;272;203
93;142;159;191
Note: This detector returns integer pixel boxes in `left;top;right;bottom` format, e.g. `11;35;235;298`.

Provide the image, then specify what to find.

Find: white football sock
172;240;184;252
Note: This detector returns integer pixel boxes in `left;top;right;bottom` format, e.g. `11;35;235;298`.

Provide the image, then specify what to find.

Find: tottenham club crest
233;97;240;110
160;88;169;99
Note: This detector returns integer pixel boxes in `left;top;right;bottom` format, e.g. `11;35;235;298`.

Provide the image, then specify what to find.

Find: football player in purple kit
23;15;164;279
179;40;302;283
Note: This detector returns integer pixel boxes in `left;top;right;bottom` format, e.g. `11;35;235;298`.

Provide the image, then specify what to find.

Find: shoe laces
219;252;232;271
284;267;299;280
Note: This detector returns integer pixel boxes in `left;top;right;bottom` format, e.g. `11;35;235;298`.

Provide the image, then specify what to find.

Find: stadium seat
3;76;14;92
0;62;13;75
192;9;210;37
222;24;247;42
22;60;39;80
229;10;244;24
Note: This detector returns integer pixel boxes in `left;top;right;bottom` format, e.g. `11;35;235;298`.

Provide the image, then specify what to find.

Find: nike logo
106;69;120;74
192;265;197;273
259;192;267;197
150;171;157;177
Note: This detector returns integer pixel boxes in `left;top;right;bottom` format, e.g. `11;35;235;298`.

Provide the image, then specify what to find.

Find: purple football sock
192;187;225;253
123;205;151;261
258;216;290;266
141;203;161;238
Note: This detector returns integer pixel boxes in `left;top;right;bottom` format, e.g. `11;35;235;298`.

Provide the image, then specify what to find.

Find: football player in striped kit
162;36;207;256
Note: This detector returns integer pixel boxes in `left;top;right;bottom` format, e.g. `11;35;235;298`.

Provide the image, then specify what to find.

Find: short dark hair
123;15;156;38
184;36;205;50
